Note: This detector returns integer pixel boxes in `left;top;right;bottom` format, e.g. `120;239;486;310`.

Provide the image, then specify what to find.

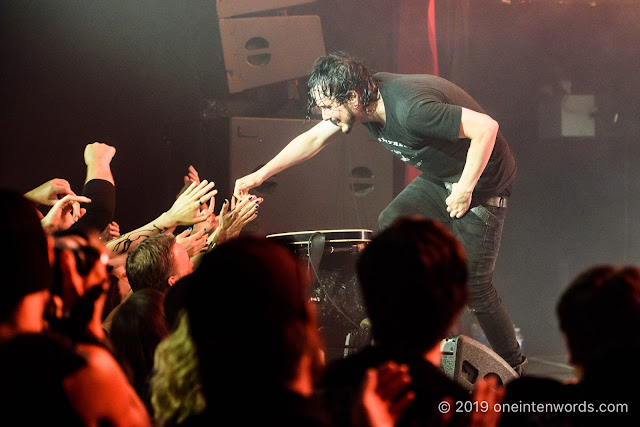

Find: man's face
171;242;194;281
312;88;358;135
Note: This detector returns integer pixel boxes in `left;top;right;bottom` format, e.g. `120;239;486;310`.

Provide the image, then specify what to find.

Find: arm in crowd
106;180;217;267
24;178;75;206
69;142;116;234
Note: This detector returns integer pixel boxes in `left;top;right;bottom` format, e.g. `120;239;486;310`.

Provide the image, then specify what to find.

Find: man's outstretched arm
233;120;342;198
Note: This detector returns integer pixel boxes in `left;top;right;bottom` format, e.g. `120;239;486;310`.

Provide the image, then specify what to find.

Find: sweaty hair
357;217;468;354
306;52;379;118
557;265;640;368
126;234;176;292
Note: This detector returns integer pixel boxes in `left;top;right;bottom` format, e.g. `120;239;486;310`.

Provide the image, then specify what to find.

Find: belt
444;182;507;208
477;195;507;208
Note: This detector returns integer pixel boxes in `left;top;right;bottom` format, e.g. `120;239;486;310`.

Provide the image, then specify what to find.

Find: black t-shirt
363;72;516;197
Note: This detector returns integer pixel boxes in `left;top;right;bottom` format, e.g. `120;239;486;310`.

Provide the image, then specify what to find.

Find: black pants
378;175;522;367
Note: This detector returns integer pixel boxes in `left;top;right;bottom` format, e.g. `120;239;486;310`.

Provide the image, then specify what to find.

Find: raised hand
183;164;201;186
175;228;209;257
41;195;92;234
164;180;217;226
207;195;261;245
100;221;121;242
24;178;75;206
83;142;116;185
84;142;116;167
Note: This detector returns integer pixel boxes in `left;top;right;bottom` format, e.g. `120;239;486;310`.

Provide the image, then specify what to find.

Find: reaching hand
183;164;201;186
41;195;92;234
233;172;263;200
208;195;261;245
25;178;75;206
100;221;120;242
165;180;217;226
175;228;208;258
446;182;472;218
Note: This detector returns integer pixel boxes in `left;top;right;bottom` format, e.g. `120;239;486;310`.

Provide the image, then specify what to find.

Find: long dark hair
109;288;169;411
306;52;378;118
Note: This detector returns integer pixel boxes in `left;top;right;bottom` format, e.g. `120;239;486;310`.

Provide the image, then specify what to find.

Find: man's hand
41;195;91;234
233;171;264;200
24;178;75;206
164;180;217;227
175;228;208;258
446;183;472;218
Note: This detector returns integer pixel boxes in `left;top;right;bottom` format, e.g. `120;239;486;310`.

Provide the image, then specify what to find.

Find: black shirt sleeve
69;179;115;234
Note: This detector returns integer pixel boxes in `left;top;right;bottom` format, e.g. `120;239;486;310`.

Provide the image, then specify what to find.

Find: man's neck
361;95;386;125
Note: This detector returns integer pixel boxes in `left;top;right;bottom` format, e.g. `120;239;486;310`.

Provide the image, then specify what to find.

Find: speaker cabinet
219;16;325;93
229;117;394;236
216;0;316;18
441;335;518;391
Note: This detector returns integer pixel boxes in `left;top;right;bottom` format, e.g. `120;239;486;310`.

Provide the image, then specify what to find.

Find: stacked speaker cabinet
216;0;325;93
229;117;394;236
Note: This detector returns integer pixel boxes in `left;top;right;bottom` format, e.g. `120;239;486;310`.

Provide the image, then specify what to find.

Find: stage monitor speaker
219;16;325;93
216;0;317;19
440;335;518;392
229;117;394;236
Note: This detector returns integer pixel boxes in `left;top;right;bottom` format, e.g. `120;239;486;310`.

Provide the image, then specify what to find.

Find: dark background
1;0;639;358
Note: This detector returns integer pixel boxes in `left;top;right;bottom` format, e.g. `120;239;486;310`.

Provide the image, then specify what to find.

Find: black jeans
378;175;523;367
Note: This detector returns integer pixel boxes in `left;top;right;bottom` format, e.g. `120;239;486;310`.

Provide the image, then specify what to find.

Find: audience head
150;313;205;427
0;189;53;336
109;288;169;409
557;265;640;370
356;216;468;354
48;228;110;342
126;234;193;293
184;236;322;398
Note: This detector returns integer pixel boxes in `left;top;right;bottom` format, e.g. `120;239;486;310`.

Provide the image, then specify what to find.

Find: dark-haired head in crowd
0;189;53;340
151;236;414;427
500;265;640;426
319;216;475;426
110;288;169;415
179;236;326;426
0;189;151;426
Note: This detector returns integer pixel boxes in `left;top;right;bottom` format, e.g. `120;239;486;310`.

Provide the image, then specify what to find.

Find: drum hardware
267;229;374;362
